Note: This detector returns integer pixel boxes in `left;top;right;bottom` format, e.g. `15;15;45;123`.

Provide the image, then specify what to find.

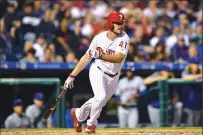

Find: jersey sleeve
115;37;130;56
137;77;147;92
5;116;17;128
5;117;12;128
25;106;35;125
85;36;97;55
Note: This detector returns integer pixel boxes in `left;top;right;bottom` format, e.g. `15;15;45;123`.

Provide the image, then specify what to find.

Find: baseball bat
43;89;66;119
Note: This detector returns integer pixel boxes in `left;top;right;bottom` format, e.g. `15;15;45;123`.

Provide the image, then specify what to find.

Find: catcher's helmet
107;12;125;30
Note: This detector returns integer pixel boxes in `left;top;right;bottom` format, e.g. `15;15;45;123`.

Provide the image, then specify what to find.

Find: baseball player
64;12;130;133
5;98;31;128
144;67;175;127
114;68;147;128
25;92;52;128
181;57;202;126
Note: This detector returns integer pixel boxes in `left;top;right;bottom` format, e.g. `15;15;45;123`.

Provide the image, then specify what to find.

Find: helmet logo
119;14;123;20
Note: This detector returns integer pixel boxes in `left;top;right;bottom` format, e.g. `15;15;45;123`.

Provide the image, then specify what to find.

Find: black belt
97;66;118;77
120;105;137;109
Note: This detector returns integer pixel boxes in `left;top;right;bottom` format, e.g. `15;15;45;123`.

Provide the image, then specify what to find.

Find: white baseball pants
118;106;138;128
75;64;119;126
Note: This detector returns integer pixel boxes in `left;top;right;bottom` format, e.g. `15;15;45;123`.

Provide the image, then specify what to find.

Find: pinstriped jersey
86;31;130;74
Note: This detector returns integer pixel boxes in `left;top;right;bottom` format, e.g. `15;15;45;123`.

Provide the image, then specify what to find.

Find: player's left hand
64;75;75;90
88;49;102;59
127;94;140;102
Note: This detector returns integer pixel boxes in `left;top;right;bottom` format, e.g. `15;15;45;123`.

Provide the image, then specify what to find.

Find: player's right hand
64;75;75;90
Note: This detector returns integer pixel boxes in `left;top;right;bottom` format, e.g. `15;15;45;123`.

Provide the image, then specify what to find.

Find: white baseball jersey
75;31;130;126
86;31;130;74
115;76;146;106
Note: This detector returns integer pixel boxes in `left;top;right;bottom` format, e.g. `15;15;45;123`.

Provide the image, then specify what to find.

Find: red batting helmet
107;12;125;30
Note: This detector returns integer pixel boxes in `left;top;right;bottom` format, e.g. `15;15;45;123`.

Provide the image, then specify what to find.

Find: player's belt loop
97;66;118;78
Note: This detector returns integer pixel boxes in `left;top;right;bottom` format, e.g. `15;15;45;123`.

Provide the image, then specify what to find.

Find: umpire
4;98;31;128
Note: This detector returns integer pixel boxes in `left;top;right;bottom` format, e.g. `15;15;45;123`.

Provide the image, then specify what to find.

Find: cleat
85;125;96;134
71;108;82;132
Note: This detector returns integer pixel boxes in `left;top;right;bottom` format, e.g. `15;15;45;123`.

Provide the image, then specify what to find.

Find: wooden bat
43;89;66;119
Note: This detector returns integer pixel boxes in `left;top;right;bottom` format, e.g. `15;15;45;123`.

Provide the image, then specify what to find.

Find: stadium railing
158;79;202;127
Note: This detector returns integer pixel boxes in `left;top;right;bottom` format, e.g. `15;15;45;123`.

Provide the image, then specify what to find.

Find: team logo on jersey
96;47;105;54
96;47;115;55
106;49;115;55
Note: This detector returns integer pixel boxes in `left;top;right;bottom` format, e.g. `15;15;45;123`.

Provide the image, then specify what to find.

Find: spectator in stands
77;36;90;58
150;27;166;48
33;1;44;17
53;18;70;56
52;101;74;128
48;43;63;62
143;1;160;20
126;44;136;62
3;0;19;32
154;42;170;62
126;44;144;62
67;20;82;53
197;43;202;64
181;57;202;126
144;67;175;127
178;13;192;42
42;47;53;63
50;2;60;28
165;26;180;55
81;13;94;38
20;47;38;63
10;17;21;48
155;3;172;36
19;1;40;42
0;0;201;65
130;25;150;46
93;16;108;36
5;98;31;128
194;23;202;45
90;1;108;22
65;51;78;63
170;36;188;62
187;45;199;63
35;9;55;43
23;41;33;54
0;19;12;55
33;34;47;61
147;52;159;63
25;92;52;128
166;1;176;18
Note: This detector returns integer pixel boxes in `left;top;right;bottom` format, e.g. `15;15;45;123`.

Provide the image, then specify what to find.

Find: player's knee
95;97;107;107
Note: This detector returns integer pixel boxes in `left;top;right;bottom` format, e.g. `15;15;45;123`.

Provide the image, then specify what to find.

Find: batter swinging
64;12;129;134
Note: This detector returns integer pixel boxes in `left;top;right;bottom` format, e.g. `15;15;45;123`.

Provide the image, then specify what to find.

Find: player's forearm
100;53;125;63
70;54;92;76
182;74;202;80
144;78;157;85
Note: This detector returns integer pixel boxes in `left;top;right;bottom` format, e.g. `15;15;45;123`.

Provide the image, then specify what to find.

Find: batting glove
88;49;102;59
64;75;75;90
